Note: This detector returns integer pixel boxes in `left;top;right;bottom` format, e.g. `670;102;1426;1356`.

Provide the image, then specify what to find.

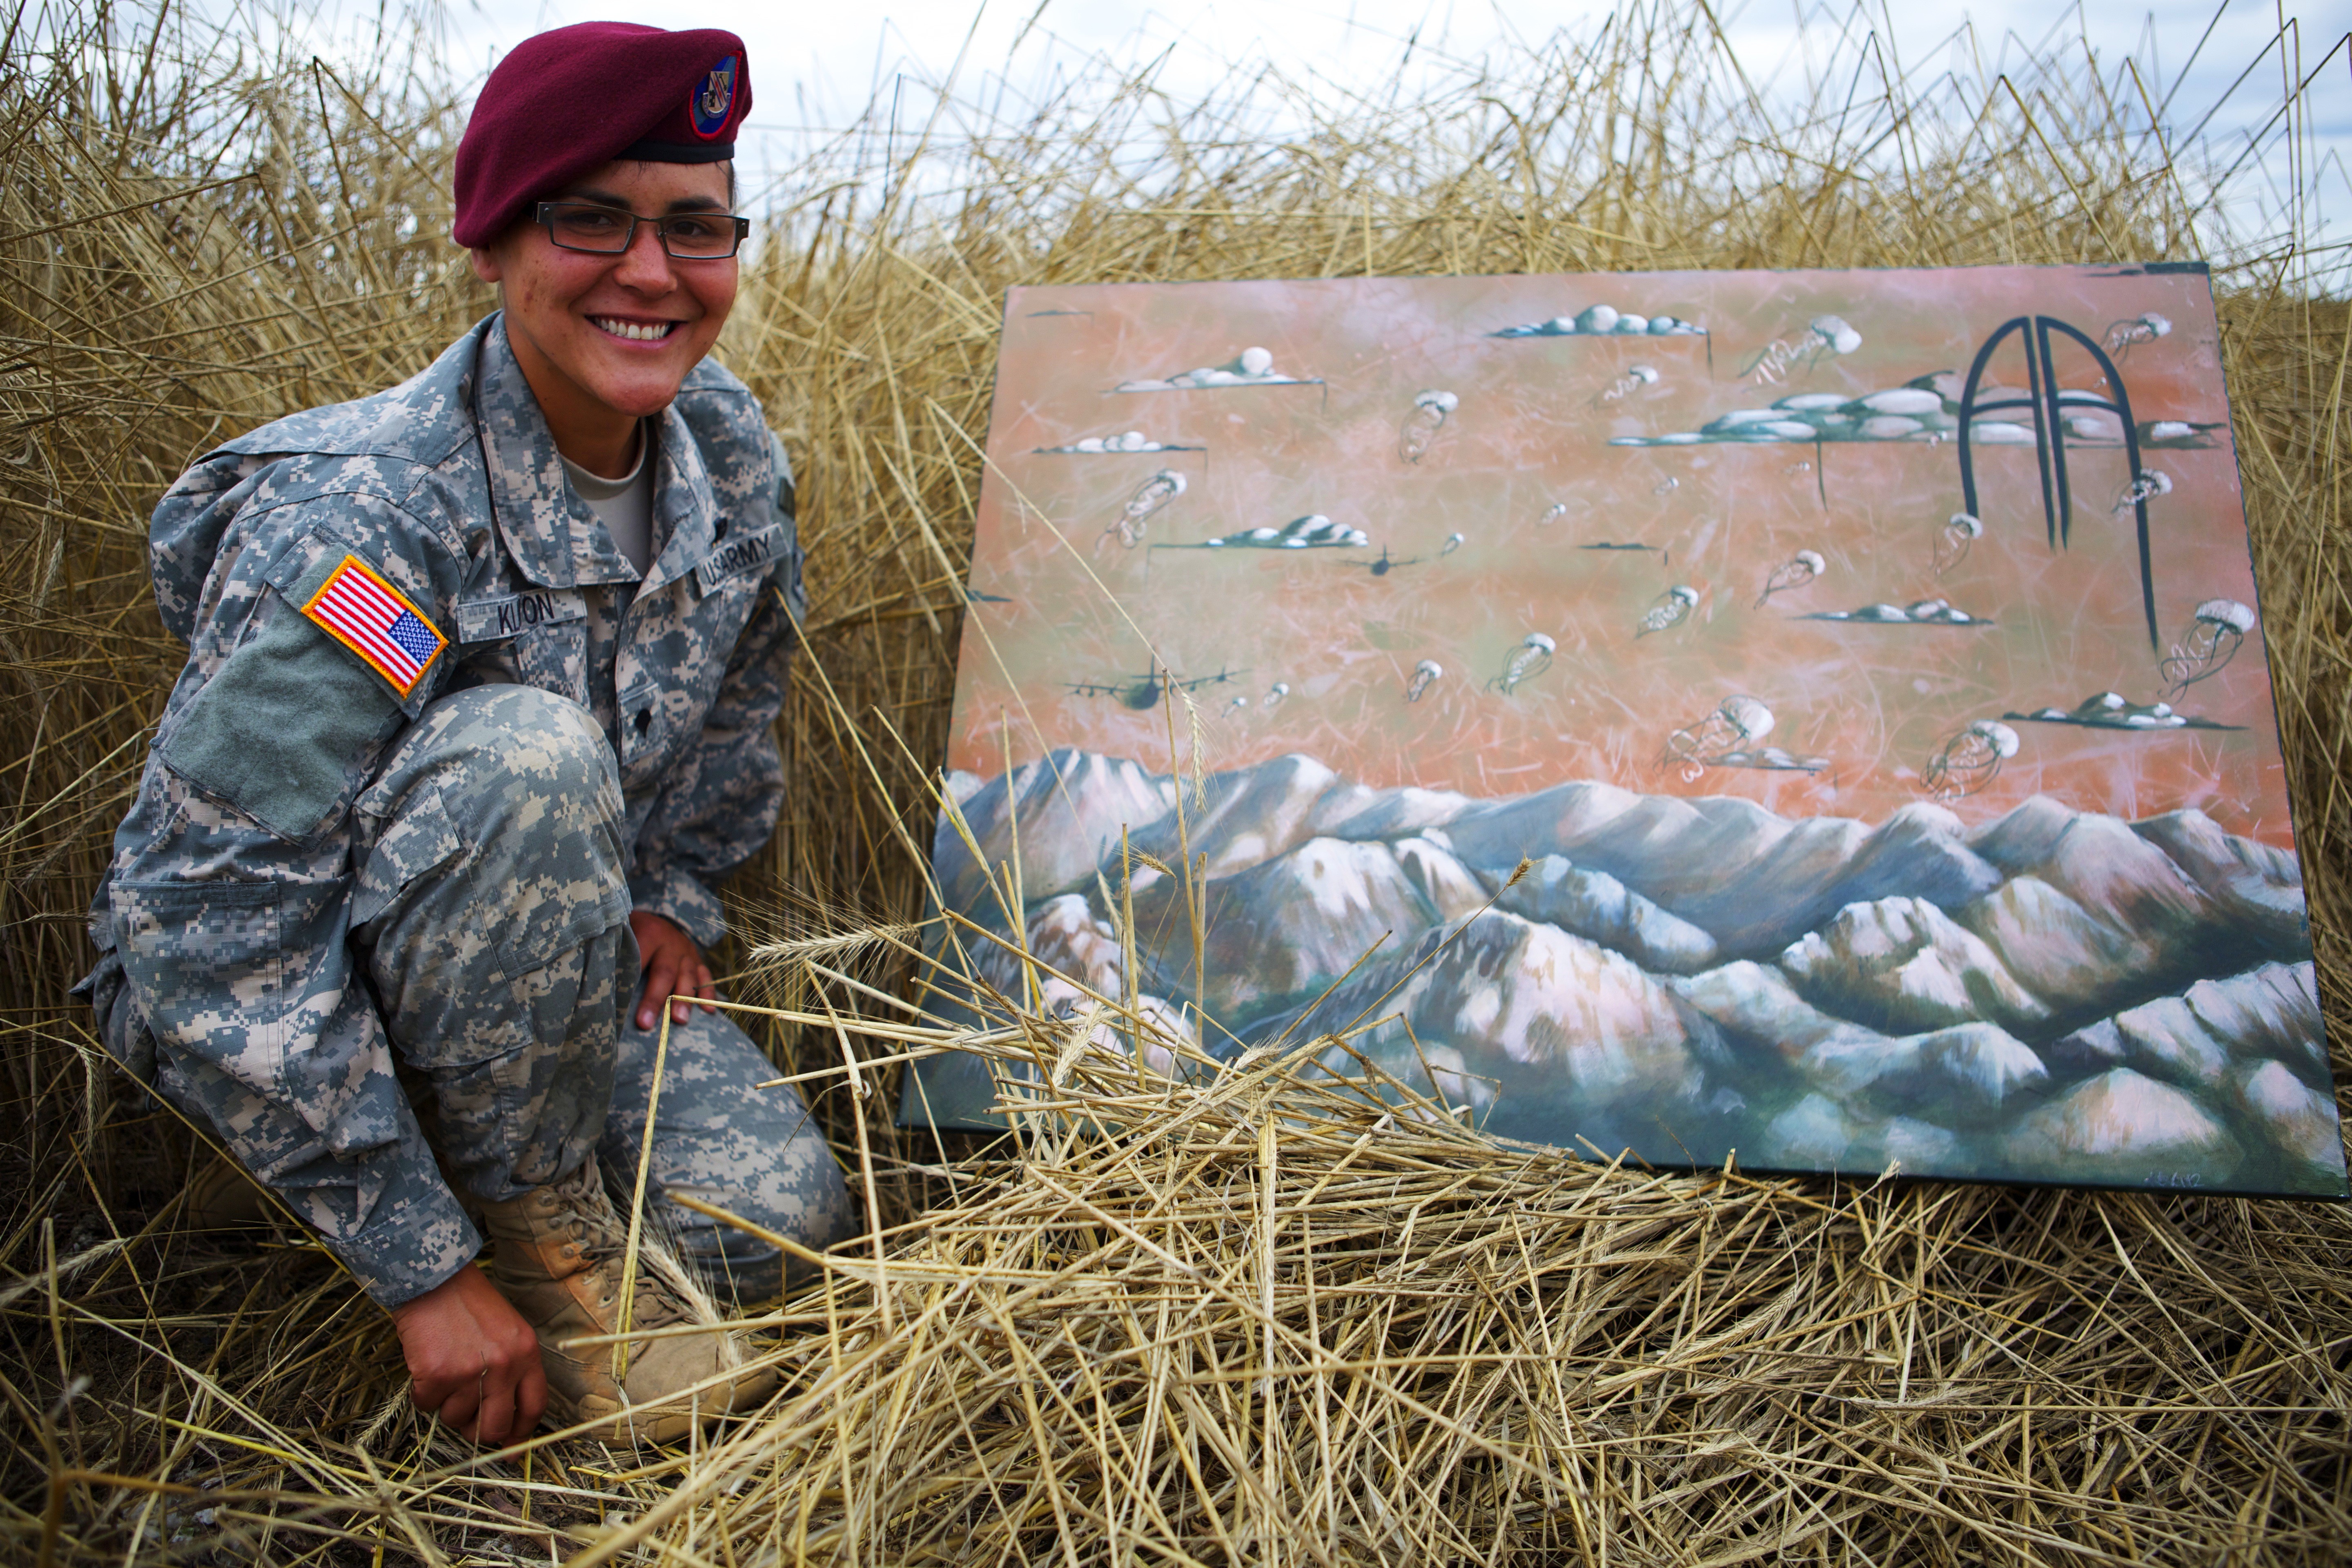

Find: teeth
592;317;673;341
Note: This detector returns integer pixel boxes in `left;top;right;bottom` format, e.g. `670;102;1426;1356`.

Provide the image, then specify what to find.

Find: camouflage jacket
94;314;803;1299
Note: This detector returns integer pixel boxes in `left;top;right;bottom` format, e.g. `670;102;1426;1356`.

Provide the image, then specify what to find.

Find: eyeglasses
533;202;751;260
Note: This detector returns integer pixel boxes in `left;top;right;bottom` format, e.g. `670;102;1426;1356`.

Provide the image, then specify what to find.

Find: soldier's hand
386;1264;547;1445
631;910;716;1029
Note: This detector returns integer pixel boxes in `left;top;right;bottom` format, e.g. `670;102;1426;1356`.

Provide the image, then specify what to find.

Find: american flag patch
301;555;445;697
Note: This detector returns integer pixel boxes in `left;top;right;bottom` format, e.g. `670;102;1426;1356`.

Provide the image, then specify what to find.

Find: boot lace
545;1161;689;1331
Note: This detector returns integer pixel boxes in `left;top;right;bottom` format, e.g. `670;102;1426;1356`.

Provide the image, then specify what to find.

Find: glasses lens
660;216;739;258
547;206;632;252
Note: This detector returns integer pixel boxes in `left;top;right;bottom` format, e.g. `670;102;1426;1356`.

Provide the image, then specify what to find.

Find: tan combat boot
477;1156;778;1445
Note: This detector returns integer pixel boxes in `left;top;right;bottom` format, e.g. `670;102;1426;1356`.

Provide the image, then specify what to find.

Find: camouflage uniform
78;315;855;1306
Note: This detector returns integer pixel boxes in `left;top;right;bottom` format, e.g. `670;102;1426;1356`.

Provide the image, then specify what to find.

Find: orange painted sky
948;266;2299;849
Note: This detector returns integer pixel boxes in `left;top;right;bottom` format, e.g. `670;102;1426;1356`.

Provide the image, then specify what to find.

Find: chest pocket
615;676;677;788
456;587;589;707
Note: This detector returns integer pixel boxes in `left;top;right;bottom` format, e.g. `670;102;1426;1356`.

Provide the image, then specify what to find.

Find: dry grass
3;1;2350;1562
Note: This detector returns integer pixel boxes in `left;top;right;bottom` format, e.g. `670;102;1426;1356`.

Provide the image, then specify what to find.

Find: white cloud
273;0;2343;267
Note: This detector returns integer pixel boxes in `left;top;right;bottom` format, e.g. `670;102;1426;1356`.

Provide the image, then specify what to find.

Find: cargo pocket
350;782;463;931
495;880;632;987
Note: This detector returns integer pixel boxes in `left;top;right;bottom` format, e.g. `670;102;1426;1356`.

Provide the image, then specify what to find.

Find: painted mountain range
913;749;2344;1197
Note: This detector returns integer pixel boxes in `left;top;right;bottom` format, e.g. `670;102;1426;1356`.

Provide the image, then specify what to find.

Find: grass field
2;2;2348;1561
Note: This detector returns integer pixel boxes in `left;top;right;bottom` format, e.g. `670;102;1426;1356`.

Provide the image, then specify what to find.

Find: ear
468;245;504;285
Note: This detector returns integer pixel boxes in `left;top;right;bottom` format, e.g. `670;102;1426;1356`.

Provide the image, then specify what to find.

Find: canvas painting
902;264;2346;1198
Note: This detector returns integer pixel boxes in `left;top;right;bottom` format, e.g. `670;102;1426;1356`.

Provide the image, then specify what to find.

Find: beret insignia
691;56;738;140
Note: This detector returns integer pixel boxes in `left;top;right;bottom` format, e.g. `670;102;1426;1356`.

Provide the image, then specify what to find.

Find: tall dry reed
2;2;2348;1562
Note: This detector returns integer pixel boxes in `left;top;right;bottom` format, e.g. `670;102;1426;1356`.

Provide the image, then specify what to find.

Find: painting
899;264;2347;1199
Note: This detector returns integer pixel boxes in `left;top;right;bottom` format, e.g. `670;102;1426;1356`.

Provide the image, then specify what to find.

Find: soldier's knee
352;687;630;977
645;1127;858;1306
479;686;614;811
660;1167;853;1306
414;686;613;812
366;686;622;855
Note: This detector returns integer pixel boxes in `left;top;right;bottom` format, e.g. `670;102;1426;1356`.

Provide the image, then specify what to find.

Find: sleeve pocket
158;590;404;842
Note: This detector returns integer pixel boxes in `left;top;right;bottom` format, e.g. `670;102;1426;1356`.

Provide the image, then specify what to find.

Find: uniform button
633;710;650;734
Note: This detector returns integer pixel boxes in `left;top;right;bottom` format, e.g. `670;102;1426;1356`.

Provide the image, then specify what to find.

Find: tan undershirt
560;422;656;575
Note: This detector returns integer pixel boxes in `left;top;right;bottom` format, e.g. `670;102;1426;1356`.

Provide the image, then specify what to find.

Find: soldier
74;22;857;1446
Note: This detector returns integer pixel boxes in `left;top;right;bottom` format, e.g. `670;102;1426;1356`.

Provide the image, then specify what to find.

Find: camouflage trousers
102;685;854;1305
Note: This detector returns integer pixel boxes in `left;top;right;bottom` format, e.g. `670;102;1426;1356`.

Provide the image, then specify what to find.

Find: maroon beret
453;22;751;247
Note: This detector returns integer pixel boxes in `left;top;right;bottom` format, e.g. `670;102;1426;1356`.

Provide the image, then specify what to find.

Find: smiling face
469;158;737;475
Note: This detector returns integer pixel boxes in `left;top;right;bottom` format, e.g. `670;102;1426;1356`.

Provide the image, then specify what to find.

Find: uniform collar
640;401;718;598
472;315;715;593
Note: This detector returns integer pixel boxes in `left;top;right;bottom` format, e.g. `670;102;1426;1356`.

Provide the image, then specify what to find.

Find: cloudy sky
414;0;2337;249
432;0;2305;113
226;0;2332;261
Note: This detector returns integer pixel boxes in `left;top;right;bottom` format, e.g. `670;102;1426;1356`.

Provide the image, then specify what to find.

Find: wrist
384;1253;480;1320
386;1251;498;1323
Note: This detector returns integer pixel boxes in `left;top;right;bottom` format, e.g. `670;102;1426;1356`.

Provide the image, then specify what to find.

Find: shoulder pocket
158;592;405;842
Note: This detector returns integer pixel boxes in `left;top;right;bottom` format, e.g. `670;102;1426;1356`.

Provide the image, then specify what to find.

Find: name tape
693;525;784;597
457;588;588;644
